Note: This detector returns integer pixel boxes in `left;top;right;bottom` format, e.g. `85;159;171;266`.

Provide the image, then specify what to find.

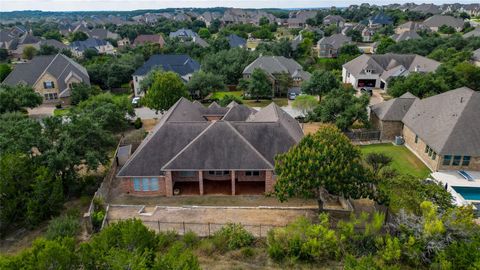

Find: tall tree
69;31;88;42
143;70;190;112
70;83;101;105
186;71;226;99
0;84;43;113
301;70;339;102
0;63;12;81
274;72;293;97
22;46;37;60
274;124;373;210
245;68;272;102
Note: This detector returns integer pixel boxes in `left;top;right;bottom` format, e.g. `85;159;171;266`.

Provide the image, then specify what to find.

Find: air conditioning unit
394;136;404;145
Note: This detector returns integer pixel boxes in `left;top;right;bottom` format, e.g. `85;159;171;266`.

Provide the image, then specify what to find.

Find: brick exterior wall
120;177;167;196
265;171;275;193
438;156;480;171
172;171;199;182
370;113;403;141
403;125;440;170
236;171;266;182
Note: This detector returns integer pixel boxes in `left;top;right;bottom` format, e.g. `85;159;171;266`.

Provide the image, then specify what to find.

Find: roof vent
460;97;463;103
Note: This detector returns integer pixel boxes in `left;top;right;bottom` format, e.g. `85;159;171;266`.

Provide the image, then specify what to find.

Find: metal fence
104;218;286;237
344;130;381;141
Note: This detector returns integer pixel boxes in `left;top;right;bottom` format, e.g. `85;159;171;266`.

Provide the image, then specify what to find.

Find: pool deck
431;170;480;206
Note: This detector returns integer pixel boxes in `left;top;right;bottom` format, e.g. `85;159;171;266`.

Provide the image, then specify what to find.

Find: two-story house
69;38;115;57
317;34;352;58
2;54;90;104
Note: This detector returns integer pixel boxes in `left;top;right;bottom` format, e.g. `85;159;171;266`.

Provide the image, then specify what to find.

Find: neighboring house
370;92;417;140
361;28;376;42
342;53;441;90
133;34;165;47
117;38;131;48
7;34;41;58
246;38;262;51
391;30;422;42
116;98;303;196
402;87;480;171
459;4;480;17
132;54;200;97
317;34;352;58
86;28;119;40
69;38;115;57
2;54;90;104
198;11;221;27
423;15;464;32
169;28;209;48
395;21;428;34
472;48;480;67
463;27;480;38
287;10;317;28
411;4;442;14
227;34;246;48
323;15;345;28
243;56;311;96
368;13;393;28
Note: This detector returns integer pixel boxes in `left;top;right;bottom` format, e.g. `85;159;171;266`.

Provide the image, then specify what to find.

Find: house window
43;93;58;100
425;145;429;153
443;155;452;166
415;135;418;144
207;171;230;176
150;178;159;191
179;171;196;177
133;178;141;191
432;152;436;160
428;148;433;157
133;177;159;191
142;178;150;191
462;156;471;166
208;171;215;175
43;81;55;89
135;76;138;82
245;171;260;176
452;156;462;166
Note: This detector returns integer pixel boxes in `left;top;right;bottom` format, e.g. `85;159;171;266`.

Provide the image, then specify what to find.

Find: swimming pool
452;186;480;201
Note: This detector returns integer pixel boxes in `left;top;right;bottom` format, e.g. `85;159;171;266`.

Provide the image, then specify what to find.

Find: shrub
91;210;105;231
212;223;254;251
219;94;243;106
55;103;62;109
157;230;178;250
155;242;201;270
267;214;339;262
133;117;143;129
197;239;216;256
183;230;199;248
45;215;81;240
240;247;256;258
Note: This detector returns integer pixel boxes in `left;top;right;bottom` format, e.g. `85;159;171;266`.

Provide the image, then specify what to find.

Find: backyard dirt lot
106;204;319;237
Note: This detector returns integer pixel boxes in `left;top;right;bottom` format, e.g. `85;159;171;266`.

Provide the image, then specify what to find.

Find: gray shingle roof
402;87;480;156
117;98;303;176
391;30;421;42
69;38;110;52
227;34;246;48
317;34;352;50
133;54;200;77
243;56;310;80
370;92;417;121
169;28;198;38
423;15;464;29
463;28;480;38
2;54;90;95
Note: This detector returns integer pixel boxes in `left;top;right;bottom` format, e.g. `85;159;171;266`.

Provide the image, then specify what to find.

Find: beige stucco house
2;54;90;104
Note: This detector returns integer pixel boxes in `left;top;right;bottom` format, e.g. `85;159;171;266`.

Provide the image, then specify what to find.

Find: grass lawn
110;92;131;103
209;91;243;100
209;91;288;108
53;108;70;116
360;143;431;179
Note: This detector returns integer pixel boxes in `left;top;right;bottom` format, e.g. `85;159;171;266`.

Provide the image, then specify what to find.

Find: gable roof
243;56;310;80
169;28;198;38
69;38;110;52
133;34;165;46
117;98;303;176
391;30;421;42
343;53;440;80
317;34;352;50
132;54;200;77
227;34;246;48
396;21;428;32
411;4;442;14
423;15;464;29
463;27;480;38
3;54;90;95
370;92;417;121
369;13;393;25
402;87;480;156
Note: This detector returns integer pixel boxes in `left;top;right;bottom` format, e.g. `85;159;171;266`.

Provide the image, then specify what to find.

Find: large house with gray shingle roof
342;53;441;90
243;56;311;97
117;98;303;196
2;54;90;104
317;34;352;58
423;15;464;32
370;87;480;172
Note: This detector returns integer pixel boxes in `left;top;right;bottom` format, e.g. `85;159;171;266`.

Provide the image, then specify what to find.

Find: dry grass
302;122;324;135
141;119;159;132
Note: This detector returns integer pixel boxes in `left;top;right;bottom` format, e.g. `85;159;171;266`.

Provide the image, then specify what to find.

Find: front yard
209;91;288;108
360;143;431;179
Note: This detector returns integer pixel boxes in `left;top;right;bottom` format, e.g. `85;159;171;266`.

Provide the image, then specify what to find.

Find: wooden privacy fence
104;218;285;237
344;130;381;141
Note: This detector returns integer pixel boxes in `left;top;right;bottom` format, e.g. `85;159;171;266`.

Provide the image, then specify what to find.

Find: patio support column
231;170;236;195
165;171;173;197
265;170;274;194
199;171;204;195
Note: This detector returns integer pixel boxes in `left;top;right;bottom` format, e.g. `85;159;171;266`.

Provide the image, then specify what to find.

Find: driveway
134;107;162;120
27;104;55;118
369;89;385;106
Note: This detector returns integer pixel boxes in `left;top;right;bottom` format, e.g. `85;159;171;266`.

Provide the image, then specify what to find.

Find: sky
0;0;477;12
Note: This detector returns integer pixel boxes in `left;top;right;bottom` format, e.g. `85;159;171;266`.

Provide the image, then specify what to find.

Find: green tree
70;83;101;105
274;72;293;97
22;45;37;60
375;37;396;54
291;94;318;116
83;48;98;59
0;63;12;81
346;29;362;42
143;70;190;112
301;70;339;102
275;124;374;210
305;87;369;130
69;31;88;42
198;28;211;39
338;44;361;56
0;112;45;155
186;71;226;99
219;94;243;106
438;25;456;34
0;48;8;61
42;30;63;41
38;44;59;55
244;68;272;101
365;153;393;177
0;84;43;113
388;72;448;98
201;48;258;84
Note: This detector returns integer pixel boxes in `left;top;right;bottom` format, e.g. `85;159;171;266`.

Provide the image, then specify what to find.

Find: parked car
288;92;297;100
132;97;141;107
